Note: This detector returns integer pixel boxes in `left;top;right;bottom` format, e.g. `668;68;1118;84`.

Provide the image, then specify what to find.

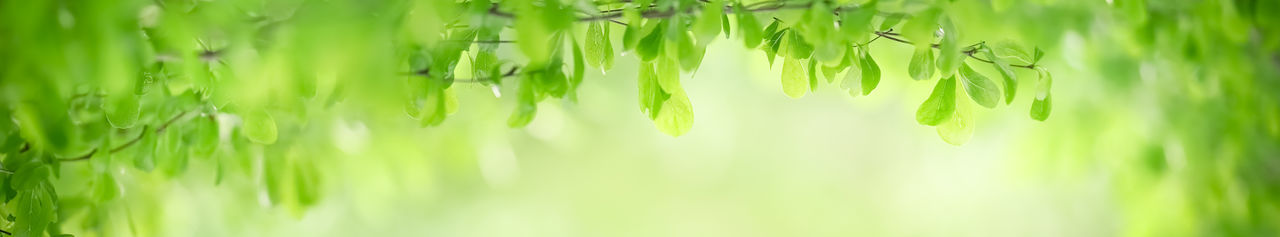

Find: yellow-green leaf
781;57;808;98
917;76;956;126
937;88;974;145
243;109;278;144
654;91;693;136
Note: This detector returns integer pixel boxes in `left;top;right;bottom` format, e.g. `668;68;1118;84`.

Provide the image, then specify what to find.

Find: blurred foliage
0;0;1276;236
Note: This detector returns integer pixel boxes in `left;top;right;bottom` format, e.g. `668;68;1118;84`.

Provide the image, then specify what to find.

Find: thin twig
873;31;1036;69
61;109;194;162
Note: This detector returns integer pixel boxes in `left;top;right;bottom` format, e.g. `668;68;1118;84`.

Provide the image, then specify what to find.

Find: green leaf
992;41;1033;64
692;0;723;44
637;62;670;119
839;2;876;42
1033;47;1045;64
936;16;962;78
860;49;881;95
636;22;666;62
508;76;538;127
134;129;158;172
243;109;279;144
653;91;693;137
570;38;585;101
585;22;607;70
657;56;682;92
839;49;864;97
1031;68;1053;121
781;57;808;98
808;58;819;91
737;4;764;48
937;89;975;145
674;33;707;71
786;31;814;59
157;125;188;177
909;46;935;81
721;9;732;39
1031;94;1052;121
900;8;940;48
878;14;904;31
104;94;141;129
92;171;119;201
264;147;286;205
191;115;220;158
917;76;957;126
14;183;54;237
603;24;615;70
764;28;786;66
294;160;321;207
984;48;1018;104
959;63;1001;108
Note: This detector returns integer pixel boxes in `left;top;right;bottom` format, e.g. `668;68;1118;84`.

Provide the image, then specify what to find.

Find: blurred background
3;0;1279;236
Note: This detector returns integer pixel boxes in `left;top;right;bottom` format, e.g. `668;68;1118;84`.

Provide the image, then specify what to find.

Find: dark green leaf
636;22;666;62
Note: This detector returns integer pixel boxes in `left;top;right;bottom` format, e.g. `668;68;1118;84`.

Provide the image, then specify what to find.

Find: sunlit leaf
909;46;935;81
860;49;881;95
937;88;975;145
917;76;957;126
654;91;693;137
781;57;808;98
959;63;1001;108
243;109;279;145
936;16;962;78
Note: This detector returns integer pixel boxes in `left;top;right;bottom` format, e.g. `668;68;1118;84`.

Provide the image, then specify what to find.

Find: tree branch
873;31;1036;69
61;109;194;162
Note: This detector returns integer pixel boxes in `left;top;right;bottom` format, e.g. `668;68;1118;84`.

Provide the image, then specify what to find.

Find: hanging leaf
937;87;975;145
657;56;682;92
917;76;957;126
984;48;1018;104
638;62;670;119
104;94;141;129
959;63;1001;108
654;91;694;137
243;109;278;144
636;21;666;62
909;46;935;81
808;58;820;91
860;49;881;95
781;57;808;98
936;16;963;78
737;4;764;48
585;22;607;70
507;77;538;127
570;38;585;101
900;8;940;48
1031;94;1052;121
1031;68;1054;121
692;0;724;44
